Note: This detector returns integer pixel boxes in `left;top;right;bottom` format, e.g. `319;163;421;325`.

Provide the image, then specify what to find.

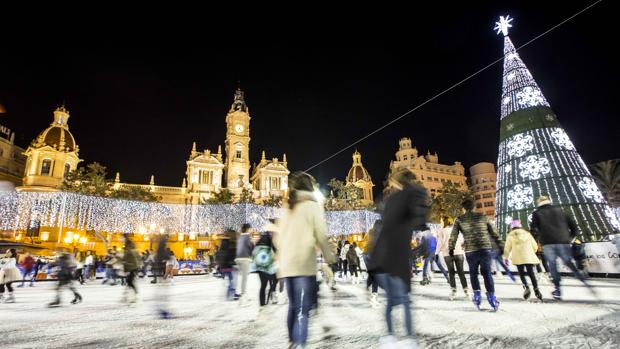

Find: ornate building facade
469;162;497;219
346;150;374;206
0;122;26;186
19;88;289;204
389;137;466;196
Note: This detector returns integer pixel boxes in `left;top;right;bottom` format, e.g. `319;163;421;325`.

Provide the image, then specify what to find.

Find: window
484;202;494;207
41;159;52;176
235;143;243;160
269;177;281;190
476;203;483;209
200;170;214;184
403;155;407;160
235;150;242;159
63;163;71;178
482;193;493;199
475;195;481;200
483;185;488;190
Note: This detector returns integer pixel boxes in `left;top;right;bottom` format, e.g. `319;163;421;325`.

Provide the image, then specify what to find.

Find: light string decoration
494;15;619;239
0;191;379;237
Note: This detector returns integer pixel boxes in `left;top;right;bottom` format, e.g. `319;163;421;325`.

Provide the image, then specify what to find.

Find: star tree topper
494;15;513;36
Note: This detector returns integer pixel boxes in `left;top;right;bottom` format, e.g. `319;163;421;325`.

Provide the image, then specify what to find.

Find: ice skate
486;292;500;312
472;290;482;310
4;293;15;303
534;288;543;302
551;288;561;301
463;289;470;299
70;294;83;305
523;285;531;300
449;288;457;301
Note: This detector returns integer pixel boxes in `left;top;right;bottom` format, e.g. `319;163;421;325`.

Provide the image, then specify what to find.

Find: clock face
235;124;244;133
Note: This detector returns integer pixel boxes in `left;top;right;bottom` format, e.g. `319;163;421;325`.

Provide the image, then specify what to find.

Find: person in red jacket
18;253;36;287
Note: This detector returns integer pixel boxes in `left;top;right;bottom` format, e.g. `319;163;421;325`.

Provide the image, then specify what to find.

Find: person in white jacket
275;172;336;348
437;217;468;300
0;249;20;303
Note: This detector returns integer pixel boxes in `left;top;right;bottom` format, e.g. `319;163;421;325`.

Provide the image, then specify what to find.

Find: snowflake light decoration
505;164;512;173
604;206;620;230
550;128;576;151
519;155;551;180
494;15;513;36
506;134;534;158
578;177;604;203
516;86;545;107
507;184;533;209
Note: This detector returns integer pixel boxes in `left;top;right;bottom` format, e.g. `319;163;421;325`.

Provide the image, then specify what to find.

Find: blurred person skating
450;198;503;312
503;220;542;301
164;250;178;282
154;235;172;318
235;223;255;304
33;257;45;283
368;170;430;349
18;252;36;288
530;196;593;300
74;251;85;285
275;172;336;348
0;249;20;303
83;251;94;281
365;219;382;308
122;239;143;304
347;242;361;284
253;231;277;306
420;229;448;285
437;217;468;300
340;241;350;281
216;229;238;300
48;251;82;307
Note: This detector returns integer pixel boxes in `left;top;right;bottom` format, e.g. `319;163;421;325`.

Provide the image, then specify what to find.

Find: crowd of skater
1;170;620;349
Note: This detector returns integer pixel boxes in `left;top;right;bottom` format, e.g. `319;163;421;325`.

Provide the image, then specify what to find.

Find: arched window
41;159;52;176
64;163;71;178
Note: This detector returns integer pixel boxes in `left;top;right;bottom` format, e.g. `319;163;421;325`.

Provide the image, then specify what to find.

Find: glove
449;249;454;257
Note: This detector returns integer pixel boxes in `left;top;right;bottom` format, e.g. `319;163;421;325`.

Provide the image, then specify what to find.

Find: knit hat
536;195;552;207
510;219;522;229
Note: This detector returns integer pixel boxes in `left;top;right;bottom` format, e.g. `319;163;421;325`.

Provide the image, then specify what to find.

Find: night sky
1;2;617;200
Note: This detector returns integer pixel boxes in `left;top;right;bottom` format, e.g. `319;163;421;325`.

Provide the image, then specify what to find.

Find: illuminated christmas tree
494;16;620;240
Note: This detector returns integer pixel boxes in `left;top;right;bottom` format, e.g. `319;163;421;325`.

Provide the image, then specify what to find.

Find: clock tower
224;88;251;190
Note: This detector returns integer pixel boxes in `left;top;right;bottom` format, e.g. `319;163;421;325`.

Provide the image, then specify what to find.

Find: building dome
31;106;77;152
346;150;371;182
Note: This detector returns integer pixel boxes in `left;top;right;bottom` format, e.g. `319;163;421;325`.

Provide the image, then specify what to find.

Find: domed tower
346;150;374;205
21;105;81;190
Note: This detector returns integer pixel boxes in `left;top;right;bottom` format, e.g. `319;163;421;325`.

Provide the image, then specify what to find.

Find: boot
486;292;500;312
551;287;561;300
472;290;482;310
5;292;15;303
523;285;531;300
534;288;543;301
71;293;83;305
464;288;470;299
449;288;457;301
48;298;61;307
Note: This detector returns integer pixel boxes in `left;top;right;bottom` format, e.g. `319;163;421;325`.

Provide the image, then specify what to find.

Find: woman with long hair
0;248;20;303
275;172;336;348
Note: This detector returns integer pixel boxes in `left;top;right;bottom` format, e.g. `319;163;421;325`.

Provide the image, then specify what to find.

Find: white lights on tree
578;177;605;203
506;134;534;158
505;164;512;173
519;155;551;180
604;206;620;230
507;184;533;209
550;128;576;151
516;87;546;108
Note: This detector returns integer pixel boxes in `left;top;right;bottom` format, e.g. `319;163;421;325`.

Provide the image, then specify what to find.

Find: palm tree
591;159;620;207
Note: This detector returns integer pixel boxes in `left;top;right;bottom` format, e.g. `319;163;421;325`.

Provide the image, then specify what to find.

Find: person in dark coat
529;195;592;300
216;229;238;300
48;251;82;307
368;169;429;347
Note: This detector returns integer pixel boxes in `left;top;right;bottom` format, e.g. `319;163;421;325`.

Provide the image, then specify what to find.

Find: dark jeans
536;252;549;273
258;271;276;306
342;260;348;277
375;273;413;337
492;249;514;279
222;271;235;300
367;272;379;293
465;249;495;293
444;255;467;290
56;277;80;302
543;244;588;289
516;264;538;289
0;282;14;293
349;264;359;277
285;276;317;345
126;271;138;294
21;268;35;286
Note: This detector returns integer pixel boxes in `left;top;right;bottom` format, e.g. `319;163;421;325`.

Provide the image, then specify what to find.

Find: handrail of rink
0;191;380;236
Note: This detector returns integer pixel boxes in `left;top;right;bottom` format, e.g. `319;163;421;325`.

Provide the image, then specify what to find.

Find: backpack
253;245;273;270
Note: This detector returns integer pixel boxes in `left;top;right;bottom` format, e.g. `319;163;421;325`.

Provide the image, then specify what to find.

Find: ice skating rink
0;274;618;348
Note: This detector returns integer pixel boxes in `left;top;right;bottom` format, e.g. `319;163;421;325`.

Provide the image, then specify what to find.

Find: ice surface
0;273;618;348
